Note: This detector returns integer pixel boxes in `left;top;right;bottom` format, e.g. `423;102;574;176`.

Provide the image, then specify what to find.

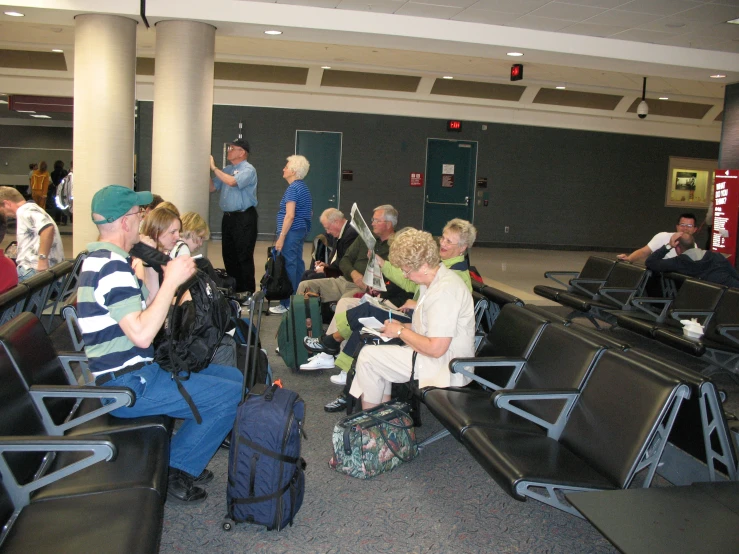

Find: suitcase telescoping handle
240;290;266;401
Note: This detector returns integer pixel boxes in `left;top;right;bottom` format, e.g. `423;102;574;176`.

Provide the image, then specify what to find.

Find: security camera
637;100;648;119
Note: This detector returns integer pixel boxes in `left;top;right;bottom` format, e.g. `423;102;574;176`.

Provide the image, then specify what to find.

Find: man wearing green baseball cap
77;185;243;504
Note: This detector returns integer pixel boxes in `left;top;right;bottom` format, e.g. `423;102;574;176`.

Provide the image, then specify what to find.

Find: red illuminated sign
711;169;739;266
510;64;523;81
410;172;424;187
447;120;462;132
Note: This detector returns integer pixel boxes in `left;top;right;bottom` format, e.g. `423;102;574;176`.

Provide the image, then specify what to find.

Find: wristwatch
397;327;403;337
38;254;48;260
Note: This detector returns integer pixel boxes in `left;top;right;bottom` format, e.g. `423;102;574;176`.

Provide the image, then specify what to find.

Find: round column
73;14;137;254
150;20;216;223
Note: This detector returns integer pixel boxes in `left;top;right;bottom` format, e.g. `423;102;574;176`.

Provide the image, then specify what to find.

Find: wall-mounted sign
342;170;353;181
477;177;488;188
442;164;454;175
442;175;454;188
410;172;424;187
712;169;739;265
447;120;462;132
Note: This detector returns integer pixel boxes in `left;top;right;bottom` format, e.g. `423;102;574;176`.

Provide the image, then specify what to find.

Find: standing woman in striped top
270;155;313;314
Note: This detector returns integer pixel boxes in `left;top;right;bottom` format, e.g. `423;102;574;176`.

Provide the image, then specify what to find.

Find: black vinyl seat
534;256;616;303
461;350;690;516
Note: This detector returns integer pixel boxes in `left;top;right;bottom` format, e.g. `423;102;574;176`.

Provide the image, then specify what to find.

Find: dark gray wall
719;82;739;170
0;125;73;187
136;101;719;250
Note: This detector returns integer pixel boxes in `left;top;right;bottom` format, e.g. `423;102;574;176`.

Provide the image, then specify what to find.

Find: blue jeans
18;266;36;281
105;362;243;477
280;228;307;308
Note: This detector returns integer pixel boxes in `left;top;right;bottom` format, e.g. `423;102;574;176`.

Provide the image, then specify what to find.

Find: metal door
423;138;477;236
295;130;342;241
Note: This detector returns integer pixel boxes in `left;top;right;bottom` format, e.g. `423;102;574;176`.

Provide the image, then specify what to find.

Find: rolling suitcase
277;294;323;371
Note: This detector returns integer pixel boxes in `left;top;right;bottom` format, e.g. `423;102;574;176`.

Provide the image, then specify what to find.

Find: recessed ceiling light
3;11;24;17
728;18;739;25
264;30;282;35
555;86;566;90
659;96;669;100
442;76;453;80
321;66;331;69
52;49;63;53
507;52;523;57
15;110;35;113
710;74;726;79
30;114;51;119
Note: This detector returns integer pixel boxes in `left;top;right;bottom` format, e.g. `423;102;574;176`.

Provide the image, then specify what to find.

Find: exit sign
447;120;462;132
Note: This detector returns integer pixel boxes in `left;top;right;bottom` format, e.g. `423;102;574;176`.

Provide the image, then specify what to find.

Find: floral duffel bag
329;401;418;479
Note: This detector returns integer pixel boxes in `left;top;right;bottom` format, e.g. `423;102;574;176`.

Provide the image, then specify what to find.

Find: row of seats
0;312;170;552
417;304;738;517
0;250;86;331
533;255;651;327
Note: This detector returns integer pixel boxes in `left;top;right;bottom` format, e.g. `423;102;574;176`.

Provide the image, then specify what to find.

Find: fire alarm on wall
510;64;523;82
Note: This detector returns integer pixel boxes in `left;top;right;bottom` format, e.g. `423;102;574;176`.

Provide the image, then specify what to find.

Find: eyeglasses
123;209;144;219
371;218;386;224
678;223;695;228
402;268;413;278
440;236;459;246
227;145;243;151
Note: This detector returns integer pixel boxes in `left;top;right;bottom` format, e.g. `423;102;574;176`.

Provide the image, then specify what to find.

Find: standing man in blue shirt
210;138;258;293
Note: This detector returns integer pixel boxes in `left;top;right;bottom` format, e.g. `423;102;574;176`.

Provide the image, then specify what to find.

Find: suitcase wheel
222;518;234;531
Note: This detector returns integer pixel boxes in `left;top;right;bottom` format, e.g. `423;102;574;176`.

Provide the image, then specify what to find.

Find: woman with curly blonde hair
349;228;475;410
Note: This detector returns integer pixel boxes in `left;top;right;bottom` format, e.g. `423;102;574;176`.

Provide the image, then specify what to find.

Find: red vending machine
712;169;739;266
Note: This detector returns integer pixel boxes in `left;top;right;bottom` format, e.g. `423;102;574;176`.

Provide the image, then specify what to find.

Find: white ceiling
1;0;739;138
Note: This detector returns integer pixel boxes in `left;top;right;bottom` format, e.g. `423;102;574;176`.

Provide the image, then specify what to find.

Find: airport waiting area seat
534;257;651;328
0;313;169;553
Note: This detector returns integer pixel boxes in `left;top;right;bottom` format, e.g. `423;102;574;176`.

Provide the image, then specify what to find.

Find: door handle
426;195;469;207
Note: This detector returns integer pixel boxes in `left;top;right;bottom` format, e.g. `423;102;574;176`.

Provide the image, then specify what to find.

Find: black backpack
130;242;232;423
260;246;293;301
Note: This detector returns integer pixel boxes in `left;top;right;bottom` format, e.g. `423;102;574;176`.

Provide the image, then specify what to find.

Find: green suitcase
277;295;323;371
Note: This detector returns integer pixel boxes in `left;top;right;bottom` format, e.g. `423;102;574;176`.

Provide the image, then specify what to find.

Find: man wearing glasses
77;185;243;504
618;213;698;264
209;138;258;294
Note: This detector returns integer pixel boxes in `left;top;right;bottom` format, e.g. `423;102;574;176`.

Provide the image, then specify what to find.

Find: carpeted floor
157;305;627;554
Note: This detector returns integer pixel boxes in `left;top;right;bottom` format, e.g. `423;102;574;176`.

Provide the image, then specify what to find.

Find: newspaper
349;203;386;291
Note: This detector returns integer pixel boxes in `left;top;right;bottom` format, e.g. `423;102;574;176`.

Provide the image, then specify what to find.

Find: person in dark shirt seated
646;232;739;288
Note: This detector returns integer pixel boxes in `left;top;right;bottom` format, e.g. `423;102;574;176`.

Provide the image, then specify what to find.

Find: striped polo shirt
77;242;153;379
276;179;313;235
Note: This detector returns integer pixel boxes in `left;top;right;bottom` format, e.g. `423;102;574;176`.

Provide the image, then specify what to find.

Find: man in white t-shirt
0;186;64;280
617;213;697;264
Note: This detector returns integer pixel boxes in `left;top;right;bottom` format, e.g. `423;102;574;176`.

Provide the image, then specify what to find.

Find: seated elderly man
347;228;475;410
77;185;242;505
295;204;397;303
301;208;358;282
618;213;697;264
646;231;739;288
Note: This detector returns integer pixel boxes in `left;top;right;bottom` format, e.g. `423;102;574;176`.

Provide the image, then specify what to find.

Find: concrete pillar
150;20;215;222
73;14;137;254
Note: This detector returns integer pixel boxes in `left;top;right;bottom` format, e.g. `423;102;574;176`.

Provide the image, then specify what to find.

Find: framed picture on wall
665;157;716;209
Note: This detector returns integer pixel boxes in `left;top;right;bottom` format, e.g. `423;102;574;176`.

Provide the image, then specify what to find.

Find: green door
423;139;477;236
295;130;342;241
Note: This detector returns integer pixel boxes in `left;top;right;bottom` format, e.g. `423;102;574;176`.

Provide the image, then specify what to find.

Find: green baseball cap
91;185;153;224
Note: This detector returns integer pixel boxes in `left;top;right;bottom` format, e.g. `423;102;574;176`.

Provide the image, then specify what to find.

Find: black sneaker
193;468;214;486
324;393;348;413
167;468;208;503
304;336;340;356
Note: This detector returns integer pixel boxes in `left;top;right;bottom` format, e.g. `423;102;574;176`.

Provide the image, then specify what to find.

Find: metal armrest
670;310;714;328
630;297;672;322
57;353;91;385
28;385;134;436
716;324;739;347
569;278;607;298
450;357;527;390
543;270;580;290
598;287;639;309
492;388;579;439
0;435;116;508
